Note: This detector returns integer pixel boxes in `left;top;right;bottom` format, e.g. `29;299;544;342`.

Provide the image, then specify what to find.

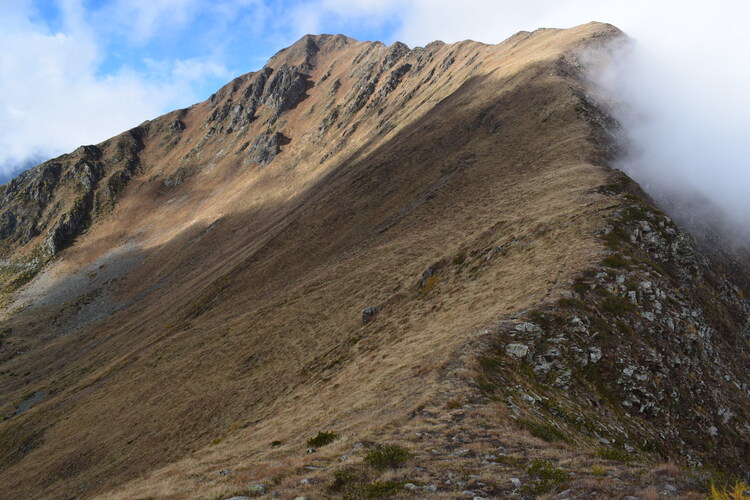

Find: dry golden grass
709;482;750;500
0;21;706;499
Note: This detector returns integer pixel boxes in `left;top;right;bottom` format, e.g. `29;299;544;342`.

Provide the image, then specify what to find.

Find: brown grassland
0;22;744;499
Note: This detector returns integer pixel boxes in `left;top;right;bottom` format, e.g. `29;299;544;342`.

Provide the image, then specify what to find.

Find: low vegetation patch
557;297;585;309
527;310;552;329
595;446;633;462
307;431;338;448
444;399;464;409
602;294;637;315
330;468;404;499
602;253;629;269
603;225;630;250
491;454;524;466
478;355;503;372
347;481;404;499
518;418;571;443
330;469;364;491
615;319;632;334
521;459;567;496
572;279;590;295
420;274;438;293
709;481;750;500
620;206;648;223
364;444;412;470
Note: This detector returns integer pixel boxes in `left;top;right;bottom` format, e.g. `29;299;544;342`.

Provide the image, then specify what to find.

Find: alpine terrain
0;22;749;499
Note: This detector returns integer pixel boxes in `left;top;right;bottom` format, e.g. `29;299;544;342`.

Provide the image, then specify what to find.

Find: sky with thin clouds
1;0;748;231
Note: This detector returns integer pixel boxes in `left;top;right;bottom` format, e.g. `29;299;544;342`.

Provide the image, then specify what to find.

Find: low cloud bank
586;32;750;243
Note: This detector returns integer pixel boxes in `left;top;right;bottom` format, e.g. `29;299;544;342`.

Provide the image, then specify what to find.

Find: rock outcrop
477;174;750;471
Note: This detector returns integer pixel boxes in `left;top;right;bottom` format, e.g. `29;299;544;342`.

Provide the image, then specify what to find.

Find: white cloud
95;0;200;44
172;56;231;82
0;1;231;179
287;0;403;40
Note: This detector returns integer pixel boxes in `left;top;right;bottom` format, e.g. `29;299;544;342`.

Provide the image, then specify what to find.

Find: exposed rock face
243;131;286;166
361;306;379;325
0;161;62;245
0;130;145;260
44;192;92;254
477;175;750;470
369;63;412;108
262;64;310;113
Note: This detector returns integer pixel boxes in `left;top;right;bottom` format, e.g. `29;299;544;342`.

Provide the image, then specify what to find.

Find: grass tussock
518;418;571;443
709;481;750;500
364;444;412;470
602;294;637;315
595;447;633;462
602;253;629;269
307;431;338;448
344;481;404;499
521;459;568;496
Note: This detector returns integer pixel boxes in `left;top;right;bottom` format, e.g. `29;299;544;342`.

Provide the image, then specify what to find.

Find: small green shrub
364;444;412;470
527;310;551;329
602;253;629;268
573;280;589;295
452;252;466;265
331;469;361;491
360;481;403;498
518;418;571;443
603;225;630;248
475;377;498;393
445;399;464;410
270;440;282;447
557;297;585;309
522;459;568;496
621;206;647;222
307;431;338;448
595;447;633;462
591;464;606;477
615;319;632;334
478;356;503;372
602;295;636;315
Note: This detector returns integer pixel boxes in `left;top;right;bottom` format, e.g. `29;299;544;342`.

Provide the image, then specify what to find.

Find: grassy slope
0;22;698;499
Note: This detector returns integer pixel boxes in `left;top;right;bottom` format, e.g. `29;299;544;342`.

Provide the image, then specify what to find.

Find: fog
585;20;750;242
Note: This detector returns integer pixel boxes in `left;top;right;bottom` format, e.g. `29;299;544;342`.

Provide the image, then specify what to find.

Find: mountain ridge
0;22;748;499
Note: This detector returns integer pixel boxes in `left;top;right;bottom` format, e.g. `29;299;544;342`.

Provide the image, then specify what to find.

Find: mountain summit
0;22;748;499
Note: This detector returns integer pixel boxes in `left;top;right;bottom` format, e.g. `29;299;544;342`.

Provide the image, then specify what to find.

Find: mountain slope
0;22;748;499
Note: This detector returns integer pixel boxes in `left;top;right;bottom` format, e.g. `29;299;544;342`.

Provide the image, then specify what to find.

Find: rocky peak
262;64;310;113
270;33;355;69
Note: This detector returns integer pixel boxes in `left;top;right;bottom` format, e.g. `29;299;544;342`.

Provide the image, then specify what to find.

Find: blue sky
0;0;748;189
0;0;408;181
